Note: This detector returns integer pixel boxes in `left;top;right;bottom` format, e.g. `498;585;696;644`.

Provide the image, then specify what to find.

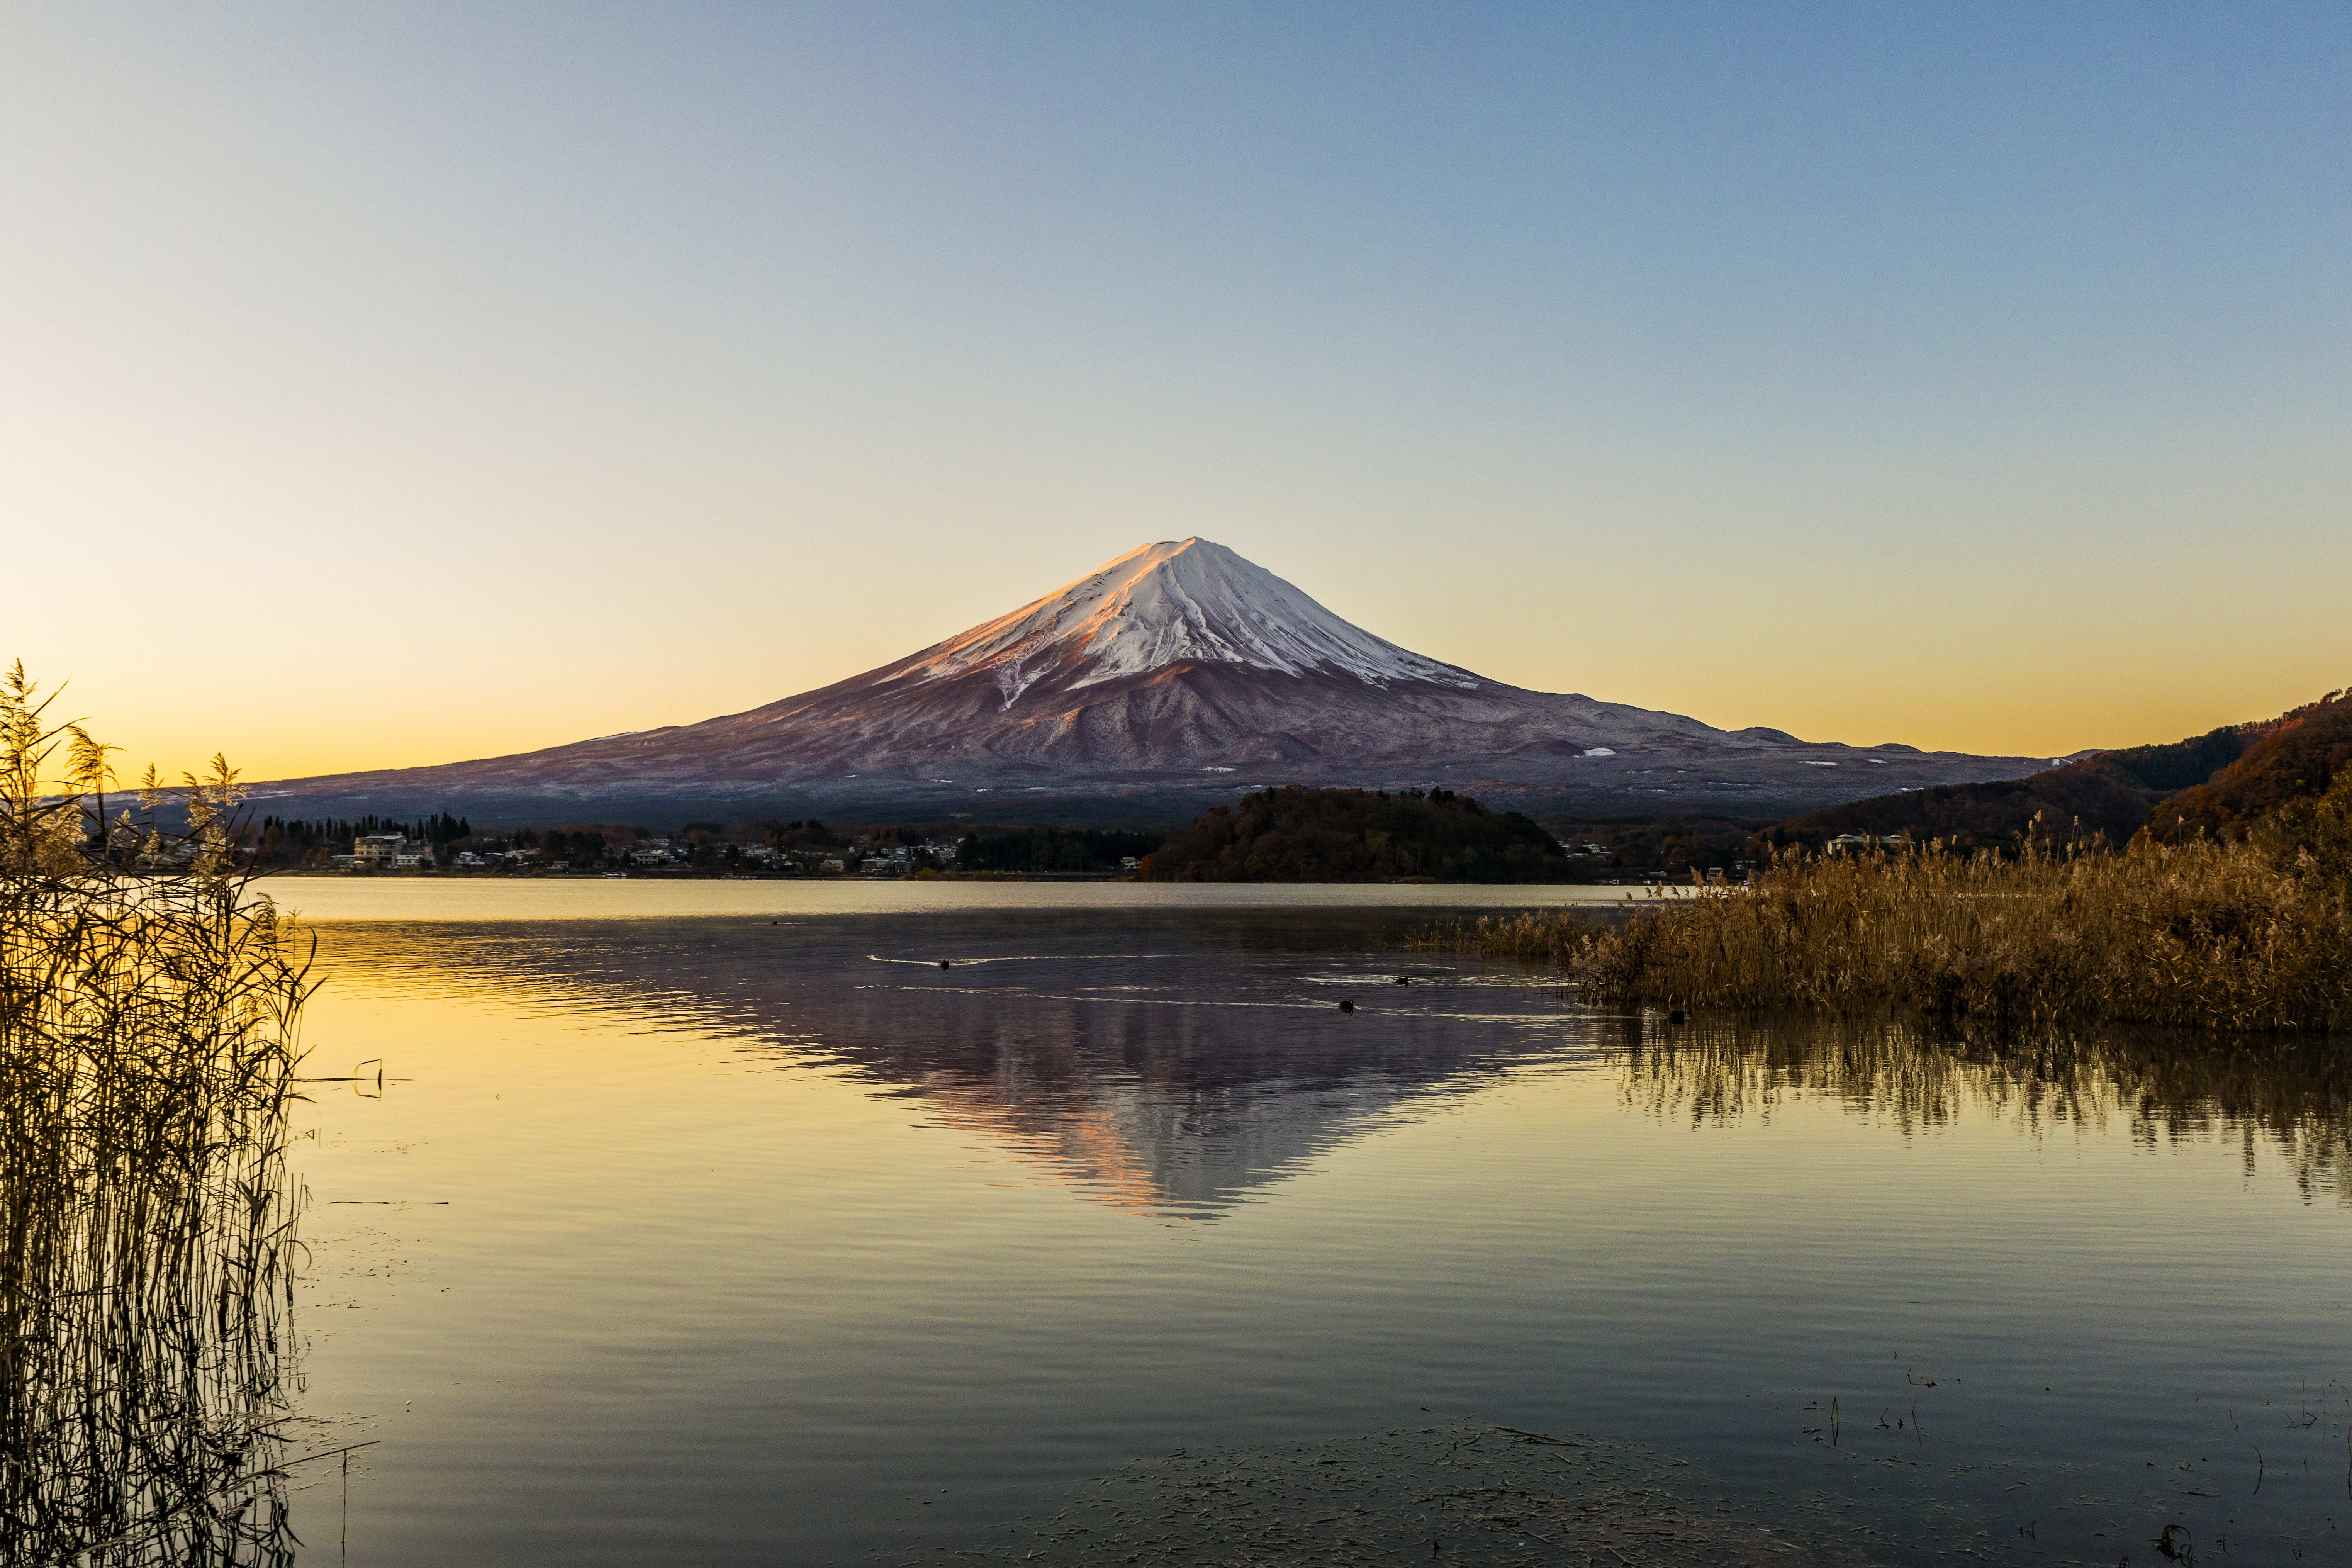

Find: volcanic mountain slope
251;539;2058;821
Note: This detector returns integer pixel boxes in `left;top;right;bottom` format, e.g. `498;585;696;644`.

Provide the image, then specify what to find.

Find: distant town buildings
316;827;969;877
1824;833;1904;852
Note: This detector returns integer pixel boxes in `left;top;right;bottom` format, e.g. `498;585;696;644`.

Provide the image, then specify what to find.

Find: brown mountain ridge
1770;688;2352;850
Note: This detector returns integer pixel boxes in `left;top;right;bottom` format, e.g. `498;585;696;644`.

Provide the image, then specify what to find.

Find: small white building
351;834;405;869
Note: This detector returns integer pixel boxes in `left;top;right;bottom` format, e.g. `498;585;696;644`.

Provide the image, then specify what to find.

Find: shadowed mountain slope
248;539;2057;824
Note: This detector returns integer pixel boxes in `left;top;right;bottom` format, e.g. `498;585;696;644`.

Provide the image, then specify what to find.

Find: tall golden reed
2;663;311;1565
1434;823;2352;1032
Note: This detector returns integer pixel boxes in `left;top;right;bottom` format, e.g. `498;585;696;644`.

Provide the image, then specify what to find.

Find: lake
269;882;2349;1565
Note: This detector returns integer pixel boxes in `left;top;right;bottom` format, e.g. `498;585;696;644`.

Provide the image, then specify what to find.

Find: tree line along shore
232;685;2352;898
234;785;1578;883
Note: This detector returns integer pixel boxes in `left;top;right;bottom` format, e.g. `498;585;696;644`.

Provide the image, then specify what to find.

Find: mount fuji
252;539;2056;823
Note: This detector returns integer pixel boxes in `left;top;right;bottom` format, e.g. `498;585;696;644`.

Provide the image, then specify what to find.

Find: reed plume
2;662;311;1565
1431;820;2352;1032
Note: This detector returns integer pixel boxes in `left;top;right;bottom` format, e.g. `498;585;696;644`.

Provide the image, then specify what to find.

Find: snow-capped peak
897;539;1479;701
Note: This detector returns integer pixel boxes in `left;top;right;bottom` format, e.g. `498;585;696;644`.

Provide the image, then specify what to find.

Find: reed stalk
2;663;311;1565
1427;824;2352;1032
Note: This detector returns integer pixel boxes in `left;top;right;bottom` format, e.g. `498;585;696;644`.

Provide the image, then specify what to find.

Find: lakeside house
350;833;434;869
351;834;403;869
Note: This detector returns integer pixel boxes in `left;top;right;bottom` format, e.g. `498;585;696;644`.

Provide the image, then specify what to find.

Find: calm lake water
276;883;2352;1565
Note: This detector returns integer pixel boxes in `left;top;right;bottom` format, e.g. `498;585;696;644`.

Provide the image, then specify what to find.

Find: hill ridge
1770;688;2352;849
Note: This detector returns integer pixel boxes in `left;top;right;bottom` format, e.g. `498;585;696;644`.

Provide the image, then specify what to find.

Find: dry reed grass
1428;827;2352;1032
2;663;311;1564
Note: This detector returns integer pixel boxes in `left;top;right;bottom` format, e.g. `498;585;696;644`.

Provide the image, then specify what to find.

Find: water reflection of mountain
328;910;1585;1217
319;910;2352;1214
1609;1013;2352;1203
828;982;1561;1214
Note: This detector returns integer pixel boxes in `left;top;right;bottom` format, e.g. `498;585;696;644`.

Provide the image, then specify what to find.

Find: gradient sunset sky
5;3;2347;781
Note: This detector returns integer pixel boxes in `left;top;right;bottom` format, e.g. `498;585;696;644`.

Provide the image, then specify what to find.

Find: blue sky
4;3;2346;775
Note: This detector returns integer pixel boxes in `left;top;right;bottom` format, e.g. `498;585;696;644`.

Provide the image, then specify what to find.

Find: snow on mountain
894;539;1480;703
245;537;2062;820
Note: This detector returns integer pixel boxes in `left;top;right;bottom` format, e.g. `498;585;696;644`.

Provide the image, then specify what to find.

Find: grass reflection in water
1609;1011;2352;1201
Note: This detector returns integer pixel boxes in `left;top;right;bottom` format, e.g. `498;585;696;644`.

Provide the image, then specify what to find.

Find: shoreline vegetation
1428;789;2352;1032
2;664;311;1562
239;786;1586;883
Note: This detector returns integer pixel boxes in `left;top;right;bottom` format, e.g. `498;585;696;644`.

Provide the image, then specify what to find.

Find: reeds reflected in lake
313;909;2352;1222
1609;1011;2352;1201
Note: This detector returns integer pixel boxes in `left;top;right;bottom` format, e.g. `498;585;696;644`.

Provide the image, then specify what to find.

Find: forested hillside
955;826;1161;874
2141;691;2352;842
1767;690;2349;851
1144;787;1569;882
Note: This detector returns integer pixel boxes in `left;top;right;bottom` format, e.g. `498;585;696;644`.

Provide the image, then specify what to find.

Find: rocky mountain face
251;538;2059;823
